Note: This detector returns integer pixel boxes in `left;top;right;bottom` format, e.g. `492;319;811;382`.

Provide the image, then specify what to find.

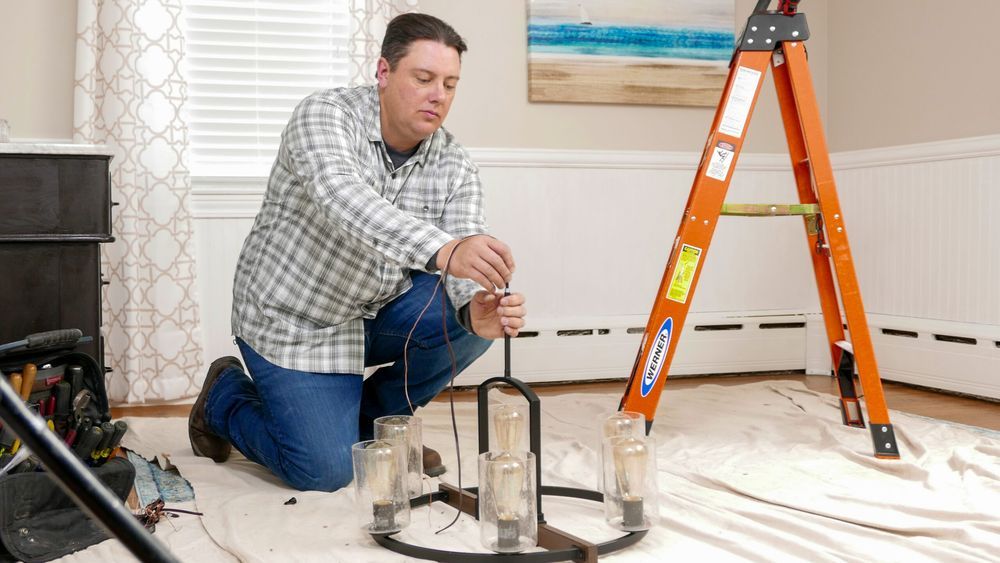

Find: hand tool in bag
19;363;37;401
53;381;72;434
67;364;85;398
98;420;128;462
8;373;22;453
0;445;31;477
0;423;15;455
90;422;115;461
72;424;103;462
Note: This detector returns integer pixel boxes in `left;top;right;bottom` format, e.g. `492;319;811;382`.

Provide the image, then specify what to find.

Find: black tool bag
0;330;135;563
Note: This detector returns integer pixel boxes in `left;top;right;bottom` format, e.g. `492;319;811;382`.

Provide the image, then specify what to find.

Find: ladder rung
720;203;820;216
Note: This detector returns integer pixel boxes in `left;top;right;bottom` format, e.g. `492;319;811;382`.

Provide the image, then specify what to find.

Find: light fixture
374;415;423;498
479;451;536;553
597;410;645;492
351;439;409;534
603;435;658;531
370;285;650;559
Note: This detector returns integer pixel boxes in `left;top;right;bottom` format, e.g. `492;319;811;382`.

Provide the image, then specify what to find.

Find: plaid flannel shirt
231;85;486;373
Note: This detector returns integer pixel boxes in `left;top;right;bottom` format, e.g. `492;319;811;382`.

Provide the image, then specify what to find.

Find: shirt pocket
396;190;445;226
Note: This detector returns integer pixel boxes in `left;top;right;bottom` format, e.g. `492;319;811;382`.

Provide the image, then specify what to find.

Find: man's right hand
436;235;515;291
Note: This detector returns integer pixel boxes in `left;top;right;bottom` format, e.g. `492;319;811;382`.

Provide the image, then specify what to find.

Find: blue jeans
204;272;492;492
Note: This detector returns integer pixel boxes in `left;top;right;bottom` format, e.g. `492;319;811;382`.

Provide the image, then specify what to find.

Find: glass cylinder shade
596;411;646;492
373;415;423;498
489;403;528;454
602;435;658;532
351;440;410;534
478;451;537;553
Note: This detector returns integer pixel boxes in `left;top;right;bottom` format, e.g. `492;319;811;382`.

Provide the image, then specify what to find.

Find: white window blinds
182;0;351;177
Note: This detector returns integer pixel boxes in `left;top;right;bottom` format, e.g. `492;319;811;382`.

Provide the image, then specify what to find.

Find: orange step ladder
619;0;899;459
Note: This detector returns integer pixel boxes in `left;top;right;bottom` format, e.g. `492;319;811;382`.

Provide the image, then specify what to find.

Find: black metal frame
373;485;647;562
372;374;648;562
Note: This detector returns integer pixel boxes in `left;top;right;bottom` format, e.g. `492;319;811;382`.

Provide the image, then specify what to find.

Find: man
188;13;526;492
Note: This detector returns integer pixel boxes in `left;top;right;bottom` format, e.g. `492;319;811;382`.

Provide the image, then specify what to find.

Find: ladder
618;0;900;459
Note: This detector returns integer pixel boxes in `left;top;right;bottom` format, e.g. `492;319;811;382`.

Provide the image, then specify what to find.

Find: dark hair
380;13;467;70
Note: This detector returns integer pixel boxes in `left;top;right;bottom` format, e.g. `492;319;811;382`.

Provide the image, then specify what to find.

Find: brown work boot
188;356;242;463
423;445;446;477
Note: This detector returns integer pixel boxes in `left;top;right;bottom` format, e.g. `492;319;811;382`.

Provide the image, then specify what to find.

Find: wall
828;0;1000;151
0;0;77;140
192;140;1000;399
1;1;997;399
421;0;829;153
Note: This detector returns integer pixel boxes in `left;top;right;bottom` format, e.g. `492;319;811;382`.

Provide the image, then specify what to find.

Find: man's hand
469;290;526;339
437;235;515;291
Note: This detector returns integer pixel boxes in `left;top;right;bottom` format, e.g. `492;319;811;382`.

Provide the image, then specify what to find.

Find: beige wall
9;1;997;152
423;0;828;153
0;0;77;140
828;0;1000;151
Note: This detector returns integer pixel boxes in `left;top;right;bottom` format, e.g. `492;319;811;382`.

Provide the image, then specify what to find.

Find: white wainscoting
190;136;1000;399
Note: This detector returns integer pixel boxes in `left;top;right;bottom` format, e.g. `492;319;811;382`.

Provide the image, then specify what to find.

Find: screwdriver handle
19;364;37;401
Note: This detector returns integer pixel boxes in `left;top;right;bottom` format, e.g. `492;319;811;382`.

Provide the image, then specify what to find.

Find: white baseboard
459;310;1000;402
803;313;1000;400
457;311;809;386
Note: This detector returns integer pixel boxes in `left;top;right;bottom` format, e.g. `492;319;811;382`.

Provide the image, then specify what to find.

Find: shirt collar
364;85;437;168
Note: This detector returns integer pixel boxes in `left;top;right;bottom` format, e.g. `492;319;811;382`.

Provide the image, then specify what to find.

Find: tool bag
0;330;135;563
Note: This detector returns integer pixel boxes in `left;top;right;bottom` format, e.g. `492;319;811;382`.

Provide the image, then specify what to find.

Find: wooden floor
113;373;1000;432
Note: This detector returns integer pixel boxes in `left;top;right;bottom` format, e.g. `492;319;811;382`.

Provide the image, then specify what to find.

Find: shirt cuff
458;303;475;334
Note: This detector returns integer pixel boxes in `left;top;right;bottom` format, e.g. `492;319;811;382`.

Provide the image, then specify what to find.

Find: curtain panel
74;0;203;404
348;0;420;85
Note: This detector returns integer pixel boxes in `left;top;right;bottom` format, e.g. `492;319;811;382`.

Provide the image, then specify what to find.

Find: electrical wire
397;236;474;534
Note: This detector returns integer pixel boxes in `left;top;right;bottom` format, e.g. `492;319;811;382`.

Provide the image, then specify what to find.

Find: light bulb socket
497;517;520;551
371;500;396;533
622;498;644;529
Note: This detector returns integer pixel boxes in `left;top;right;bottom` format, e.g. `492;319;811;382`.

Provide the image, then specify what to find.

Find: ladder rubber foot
870;423;900;459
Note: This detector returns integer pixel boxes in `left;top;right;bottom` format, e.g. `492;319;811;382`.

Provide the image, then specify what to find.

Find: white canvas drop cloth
59;380;1000;561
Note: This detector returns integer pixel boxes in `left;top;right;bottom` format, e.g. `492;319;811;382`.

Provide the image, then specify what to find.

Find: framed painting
527;0;735;106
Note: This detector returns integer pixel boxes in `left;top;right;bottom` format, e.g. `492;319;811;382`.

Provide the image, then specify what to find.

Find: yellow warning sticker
666;244;702;304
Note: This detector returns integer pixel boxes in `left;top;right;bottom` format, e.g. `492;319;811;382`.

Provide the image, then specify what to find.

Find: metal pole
0;377;178;563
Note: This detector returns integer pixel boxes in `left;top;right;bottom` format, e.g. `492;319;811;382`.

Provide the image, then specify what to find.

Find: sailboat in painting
579;3;593;25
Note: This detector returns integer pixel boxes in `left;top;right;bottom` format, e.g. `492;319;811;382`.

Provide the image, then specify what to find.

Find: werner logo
640;318;673;397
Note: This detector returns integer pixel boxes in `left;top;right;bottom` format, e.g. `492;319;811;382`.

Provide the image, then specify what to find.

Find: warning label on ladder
719;66;761;138
666;244;702;303
706;141;736;181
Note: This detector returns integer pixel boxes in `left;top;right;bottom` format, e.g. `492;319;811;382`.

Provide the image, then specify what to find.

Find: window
182;0;351;178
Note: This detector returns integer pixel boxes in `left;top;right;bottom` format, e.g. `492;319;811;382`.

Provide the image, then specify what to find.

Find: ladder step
721;203;820;216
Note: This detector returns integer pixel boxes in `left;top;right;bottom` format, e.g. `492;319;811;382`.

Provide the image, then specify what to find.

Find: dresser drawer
0;242;103;364
0;154;112;240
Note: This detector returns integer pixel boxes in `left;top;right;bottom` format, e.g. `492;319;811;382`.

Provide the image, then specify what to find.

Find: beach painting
528;0;735;106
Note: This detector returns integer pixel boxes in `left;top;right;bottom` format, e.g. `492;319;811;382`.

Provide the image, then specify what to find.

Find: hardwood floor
112;373;1000;432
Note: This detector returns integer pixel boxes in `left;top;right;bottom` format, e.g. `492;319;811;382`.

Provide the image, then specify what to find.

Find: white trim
831;134;1000;169
466;148;790;171
188;148;792;217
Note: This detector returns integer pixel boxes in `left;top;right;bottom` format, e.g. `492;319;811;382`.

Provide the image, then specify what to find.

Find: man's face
377;39;461;151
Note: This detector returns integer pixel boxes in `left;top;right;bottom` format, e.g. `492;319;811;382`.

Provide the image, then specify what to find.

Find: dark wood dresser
0;145;114;373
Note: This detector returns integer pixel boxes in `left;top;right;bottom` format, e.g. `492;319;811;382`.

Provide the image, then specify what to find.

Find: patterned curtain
74;0;203;404
348;0;420;86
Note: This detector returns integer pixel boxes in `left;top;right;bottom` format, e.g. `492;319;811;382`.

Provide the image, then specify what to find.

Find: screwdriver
91;422;115;461
72;425;103;463
19;364;37;401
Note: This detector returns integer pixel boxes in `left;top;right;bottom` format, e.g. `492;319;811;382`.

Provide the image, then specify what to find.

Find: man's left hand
469;290;526;339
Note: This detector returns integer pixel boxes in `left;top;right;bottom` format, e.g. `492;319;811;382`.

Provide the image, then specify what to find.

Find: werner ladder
619;0;899;459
